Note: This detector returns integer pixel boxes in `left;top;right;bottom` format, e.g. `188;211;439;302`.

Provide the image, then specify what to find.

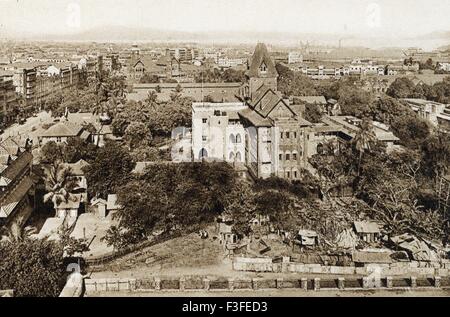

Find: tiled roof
238;108;273;127
39;122;83;137
2;151;32;183
0;176;33;218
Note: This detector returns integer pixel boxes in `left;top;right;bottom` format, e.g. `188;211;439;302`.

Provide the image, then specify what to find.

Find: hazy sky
1;0;450;37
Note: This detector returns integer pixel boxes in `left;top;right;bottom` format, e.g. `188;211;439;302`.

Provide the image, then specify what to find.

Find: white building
288;52;303;64
402;98;449;128
192;102;247;163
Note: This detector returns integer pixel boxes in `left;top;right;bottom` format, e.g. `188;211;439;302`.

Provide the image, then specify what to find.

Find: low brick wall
232;257;450;276
84;275;450;294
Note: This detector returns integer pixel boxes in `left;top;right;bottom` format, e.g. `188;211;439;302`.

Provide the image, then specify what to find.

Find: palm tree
353;120;377;176
146;90;158;104
0;224;37;243
43;165;77;212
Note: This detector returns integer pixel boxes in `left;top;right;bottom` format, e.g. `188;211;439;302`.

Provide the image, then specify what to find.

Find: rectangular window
286;132;290;139
286;171;291;178
202;118;207;123
293;153;297;160
286;154;290;161
294;132;297;139
294;171;298;178
279;154;282;161
202;136;207;141
280;132;283;139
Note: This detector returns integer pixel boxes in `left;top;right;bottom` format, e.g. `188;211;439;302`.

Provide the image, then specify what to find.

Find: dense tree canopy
83;141;135;199
104;162;237;248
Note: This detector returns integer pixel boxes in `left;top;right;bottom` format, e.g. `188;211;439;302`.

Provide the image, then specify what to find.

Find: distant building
402;98;450;132
0;74;19;124
13;67;37;104
288;52;303;64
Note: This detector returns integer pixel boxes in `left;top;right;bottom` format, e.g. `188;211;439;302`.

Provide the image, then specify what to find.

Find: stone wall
84;275;450;294
232;257;450;276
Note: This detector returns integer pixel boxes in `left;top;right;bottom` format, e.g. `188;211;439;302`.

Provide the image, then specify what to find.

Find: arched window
229;133;236;144
199;148;208;159
236;134;242;143
229;151;235;161
235;152;242;162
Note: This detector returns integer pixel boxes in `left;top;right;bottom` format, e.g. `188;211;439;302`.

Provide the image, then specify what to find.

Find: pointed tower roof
247;43;278;78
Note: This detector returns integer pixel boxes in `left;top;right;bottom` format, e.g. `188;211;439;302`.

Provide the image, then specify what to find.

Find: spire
247;43;278;78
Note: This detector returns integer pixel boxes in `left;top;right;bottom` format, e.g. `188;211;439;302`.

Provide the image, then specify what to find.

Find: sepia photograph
0;0;449;305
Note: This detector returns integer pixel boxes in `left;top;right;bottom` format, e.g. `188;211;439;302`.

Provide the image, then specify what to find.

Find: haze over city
1;0;450;49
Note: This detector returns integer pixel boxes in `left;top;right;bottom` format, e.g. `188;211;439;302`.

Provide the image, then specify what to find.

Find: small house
90;197;108;218
353;221;381;243
296;229;319;246
218;222;237;246
63;159;90;203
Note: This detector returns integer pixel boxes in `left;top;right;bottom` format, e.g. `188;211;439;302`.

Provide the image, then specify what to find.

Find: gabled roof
238;108;273;127
39;122;83;137
247;43;278;78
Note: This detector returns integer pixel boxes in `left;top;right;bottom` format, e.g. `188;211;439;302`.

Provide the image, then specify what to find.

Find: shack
296;229;319;246
353;221;381;243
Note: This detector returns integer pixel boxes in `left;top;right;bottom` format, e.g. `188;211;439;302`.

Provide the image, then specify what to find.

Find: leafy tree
104;162;237;248
124;121;153;150
386;77;416;99
222;69;246;83
303;103;323;123
276;63;317;97
83;141;135;199
64;137;98;163
0;239;67;297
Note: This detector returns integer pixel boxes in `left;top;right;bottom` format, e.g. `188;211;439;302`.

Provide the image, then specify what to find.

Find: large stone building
191;43;400;180
192;102;247;163
0;73;19;124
